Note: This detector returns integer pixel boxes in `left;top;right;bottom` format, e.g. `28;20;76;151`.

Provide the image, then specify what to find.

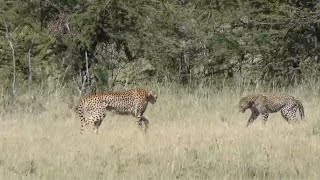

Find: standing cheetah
238;93;304;127
77;88;158;134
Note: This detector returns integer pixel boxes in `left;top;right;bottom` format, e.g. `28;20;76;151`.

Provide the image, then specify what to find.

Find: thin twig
28;48;32;89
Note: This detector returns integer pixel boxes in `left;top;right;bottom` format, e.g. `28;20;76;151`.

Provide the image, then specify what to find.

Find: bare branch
111;61;130;89
27;49;32;89
4;20;16;96
73;75;86;97
85;51;89;86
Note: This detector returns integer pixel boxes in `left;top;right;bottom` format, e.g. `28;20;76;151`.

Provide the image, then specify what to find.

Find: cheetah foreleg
246;109;259;127
136;116;149;132
142;116;149;132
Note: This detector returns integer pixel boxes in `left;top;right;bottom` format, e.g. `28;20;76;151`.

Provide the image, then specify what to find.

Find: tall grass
0;83;320;179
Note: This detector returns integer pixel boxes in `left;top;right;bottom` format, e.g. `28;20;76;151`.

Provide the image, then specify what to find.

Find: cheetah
77;88;158;134
238;93;304;127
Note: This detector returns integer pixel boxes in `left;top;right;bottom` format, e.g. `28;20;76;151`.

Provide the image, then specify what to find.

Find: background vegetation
1;0;320;179
1;0;320;94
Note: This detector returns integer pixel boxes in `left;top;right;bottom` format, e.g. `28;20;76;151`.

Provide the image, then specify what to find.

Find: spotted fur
239;93;304;127
77;88;158;134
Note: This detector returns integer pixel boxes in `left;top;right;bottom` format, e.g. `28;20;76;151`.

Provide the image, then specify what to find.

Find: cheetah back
102;89;151;117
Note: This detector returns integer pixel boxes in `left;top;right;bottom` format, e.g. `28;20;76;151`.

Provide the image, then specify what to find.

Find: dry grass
0;85;320;180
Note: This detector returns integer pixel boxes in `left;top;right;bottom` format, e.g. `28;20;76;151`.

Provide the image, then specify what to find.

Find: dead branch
73;74;86;97
4;20;16;96
27;48;32;90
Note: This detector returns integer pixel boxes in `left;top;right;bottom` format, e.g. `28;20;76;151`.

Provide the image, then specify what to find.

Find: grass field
0;85;320;179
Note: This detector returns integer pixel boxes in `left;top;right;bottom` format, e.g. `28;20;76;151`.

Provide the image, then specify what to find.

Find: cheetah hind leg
282;107;298;124
80;118;86;134
280;109;290;123
91;109;106;134
80;121;86;134
93;120;102;134
79;112;86;134
79;118;94;134
83;116;97;134
81;121;92;134
261;113;269;125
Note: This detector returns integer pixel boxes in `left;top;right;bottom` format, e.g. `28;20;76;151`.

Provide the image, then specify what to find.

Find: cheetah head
238;98;252;113
147;90;158;104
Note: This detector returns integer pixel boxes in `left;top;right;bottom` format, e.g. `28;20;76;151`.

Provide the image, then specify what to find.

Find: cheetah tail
75;103;83;114
296;100;305;120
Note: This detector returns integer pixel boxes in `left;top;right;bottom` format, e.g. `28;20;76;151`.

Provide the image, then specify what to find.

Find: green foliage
0;0;320;93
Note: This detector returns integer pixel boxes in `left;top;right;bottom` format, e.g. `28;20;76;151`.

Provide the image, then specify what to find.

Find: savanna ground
0;84;320;180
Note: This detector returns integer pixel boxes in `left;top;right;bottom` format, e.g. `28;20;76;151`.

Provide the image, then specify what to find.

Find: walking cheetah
77;88;158;134
238;93;304;127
